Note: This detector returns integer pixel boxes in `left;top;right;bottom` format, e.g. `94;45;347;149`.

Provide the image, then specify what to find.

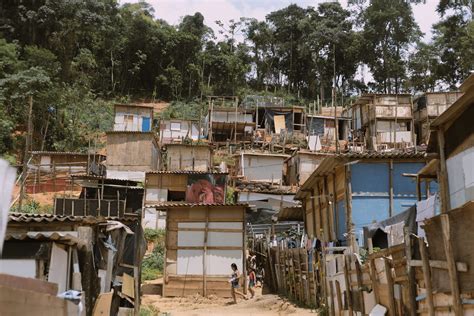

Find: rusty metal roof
146;202;249;209
146;170;227;175
8;213;137;223
30;151;105;157
71;174;140;185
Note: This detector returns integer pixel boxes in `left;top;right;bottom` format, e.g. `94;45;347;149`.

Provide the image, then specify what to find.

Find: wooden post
343;255;353;315
437;129;451;212
404;228;417;316
344;165;353;250
242;207;247;295
203;206;209;296
384;258;397;316
389;160;394;217
355;259;365;314
335;280;343;316
329;280;336;316
369;256;380;304
440;214;463;316
419;237;435;316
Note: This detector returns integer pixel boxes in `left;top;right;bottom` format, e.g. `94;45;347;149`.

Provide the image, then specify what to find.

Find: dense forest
0;0;472;157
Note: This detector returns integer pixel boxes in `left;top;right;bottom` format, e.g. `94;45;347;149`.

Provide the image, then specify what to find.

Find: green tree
361;0;421;93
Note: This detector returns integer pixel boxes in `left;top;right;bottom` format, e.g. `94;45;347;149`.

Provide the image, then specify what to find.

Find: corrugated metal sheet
147;202;250;209
8;213;137;223
146;170;227;175
4;232;83;246
30;151;104;157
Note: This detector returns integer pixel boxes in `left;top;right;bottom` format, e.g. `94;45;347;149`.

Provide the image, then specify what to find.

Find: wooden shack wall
106;133;158;171
144;173;188;204
303;166;345;242
164;205;246;298
166;146;211;172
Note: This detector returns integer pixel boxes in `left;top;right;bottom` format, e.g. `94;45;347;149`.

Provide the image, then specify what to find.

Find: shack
285;151;332;186
159;119;200;144
106;131;159;181
235;152;289;183
26;151;105;193
160;143;212;172
113;103;154;132
295;152;431;244
2;212;145;315
256;106;306;136
54;175;143;217
414;91;463;145
152;203;249;297
348;94;415;151
144;171;228;205
306;115;350;151
207;107;255;143
425;73;474;212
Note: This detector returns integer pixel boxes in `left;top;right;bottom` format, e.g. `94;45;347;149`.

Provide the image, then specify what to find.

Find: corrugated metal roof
146;170;227;175
5;232;83;247
337;151;426;159
8;213;138;223
163;143;212;148
30;151;104;157
146;202;249;209
235;188;296;195
71;174;140;184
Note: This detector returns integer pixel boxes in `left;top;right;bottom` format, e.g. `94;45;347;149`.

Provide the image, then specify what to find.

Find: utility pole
19;95;33;212
333;44;339;153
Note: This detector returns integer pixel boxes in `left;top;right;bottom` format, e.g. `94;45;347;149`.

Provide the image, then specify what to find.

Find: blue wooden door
142;116;151;131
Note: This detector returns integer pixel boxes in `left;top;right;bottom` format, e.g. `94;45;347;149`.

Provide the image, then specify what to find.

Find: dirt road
141;292;318;316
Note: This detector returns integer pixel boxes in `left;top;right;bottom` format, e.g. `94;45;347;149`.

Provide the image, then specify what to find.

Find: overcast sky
119;0;441;42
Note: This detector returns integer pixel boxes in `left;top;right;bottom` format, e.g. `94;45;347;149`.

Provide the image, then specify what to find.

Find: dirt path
142;291;318;316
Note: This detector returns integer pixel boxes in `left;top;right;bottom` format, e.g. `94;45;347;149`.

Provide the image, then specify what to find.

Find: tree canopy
0;0;472;156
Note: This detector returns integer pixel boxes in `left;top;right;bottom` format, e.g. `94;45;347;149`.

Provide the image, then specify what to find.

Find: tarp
363;204;417;249
264;109;293;133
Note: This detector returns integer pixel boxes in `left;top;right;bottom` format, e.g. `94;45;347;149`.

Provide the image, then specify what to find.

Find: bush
142;228;165;281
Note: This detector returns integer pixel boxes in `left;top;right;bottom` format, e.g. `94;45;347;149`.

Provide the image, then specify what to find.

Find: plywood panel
177;250;203;275
178;230;205;247
179;222;206;229
208;232;243;247
208;222;242;229
48;243;68;294
207;250;243;275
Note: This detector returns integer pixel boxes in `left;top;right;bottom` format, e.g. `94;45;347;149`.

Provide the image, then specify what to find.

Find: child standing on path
248;268;256;299
229;263;247;303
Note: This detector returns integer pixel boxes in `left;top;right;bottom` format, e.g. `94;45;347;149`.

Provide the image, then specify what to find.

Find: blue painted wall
338;161;435;244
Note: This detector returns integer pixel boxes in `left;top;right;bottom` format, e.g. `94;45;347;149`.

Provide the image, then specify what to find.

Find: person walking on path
248;268;256;299
229;263;247;303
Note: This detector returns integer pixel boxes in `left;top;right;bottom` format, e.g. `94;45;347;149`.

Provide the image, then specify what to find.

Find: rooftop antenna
333;44;339;153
